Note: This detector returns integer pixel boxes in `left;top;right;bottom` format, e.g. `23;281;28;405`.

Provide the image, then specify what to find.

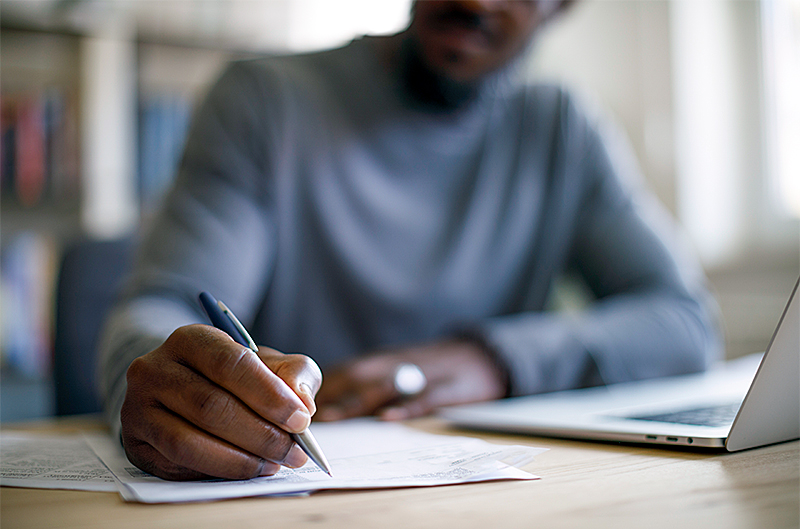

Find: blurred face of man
408;1;550;84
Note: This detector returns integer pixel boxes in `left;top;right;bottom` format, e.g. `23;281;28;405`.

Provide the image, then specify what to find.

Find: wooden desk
2;416;798;529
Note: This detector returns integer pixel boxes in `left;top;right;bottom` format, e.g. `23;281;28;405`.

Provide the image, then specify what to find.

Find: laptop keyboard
627;402;740;428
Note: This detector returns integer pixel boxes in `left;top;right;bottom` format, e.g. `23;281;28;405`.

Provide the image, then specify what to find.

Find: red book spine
15;96;46;207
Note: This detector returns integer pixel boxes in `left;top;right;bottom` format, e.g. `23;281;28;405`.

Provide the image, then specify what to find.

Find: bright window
761;0;800;219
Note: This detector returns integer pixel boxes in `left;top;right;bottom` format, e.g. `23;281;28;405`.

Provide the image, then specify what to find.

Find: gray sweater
99;36;721;434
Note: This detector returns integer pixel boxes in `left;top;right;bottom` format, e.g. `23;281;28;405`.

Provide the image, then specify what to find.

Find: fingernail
286;409;311;432
284;445;308;468
298;383;317;415
258;461;280;477
317;406;343;422
380;407;408;421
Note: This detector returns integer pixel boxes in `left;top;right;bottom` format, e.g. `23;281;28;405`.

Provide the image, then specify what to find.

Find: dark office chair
53;236;135;416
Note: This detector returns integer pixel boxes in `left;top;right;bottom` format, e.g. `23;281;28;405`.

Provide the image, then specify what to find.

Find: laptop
441;277;799;451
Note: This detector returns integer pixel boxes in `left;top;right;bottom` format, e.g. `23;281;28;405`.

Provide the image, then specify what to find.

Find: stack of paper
0;432;117;492
2;419;546;503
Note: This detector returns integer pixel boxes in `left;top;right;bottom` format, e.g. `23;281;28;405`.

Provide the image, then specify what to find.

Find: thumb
259;348;323;416
379;380;458;421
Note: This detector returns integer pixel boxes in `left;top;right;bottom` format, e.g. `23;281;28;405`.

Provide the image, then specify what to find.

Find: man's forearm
478;291;721;397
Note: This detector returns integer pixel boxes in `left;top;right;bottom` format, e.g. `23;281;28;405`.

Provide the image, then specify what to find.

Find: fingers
316;358;414;421
135;359;308;468
165;325;312;434
379;383;456;421
316;339;506;422
317;377;397;421
121;324;322;481
380;342;506;420
260;348;323;416
121;405;284;481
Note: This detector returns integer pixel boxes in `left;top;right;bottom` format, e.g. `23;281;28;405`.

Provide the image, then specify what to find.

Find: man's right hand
120;324;323;481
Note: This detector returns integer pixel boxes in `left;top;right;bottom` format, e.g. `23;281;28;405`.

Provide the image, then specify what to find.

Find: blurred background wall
1;0;798;421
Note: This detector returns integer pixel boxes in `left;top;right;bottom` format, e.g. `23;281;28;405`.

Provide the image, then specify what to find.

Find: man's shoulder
211;38;370;107
520;81;568;98
501;81;582;130
513;81;599;118
511;81;614;138
226;38;367;82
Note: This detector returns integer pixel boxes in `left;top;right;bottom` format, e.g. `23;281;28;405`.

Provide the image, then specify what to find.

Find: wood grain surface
2;416;798;529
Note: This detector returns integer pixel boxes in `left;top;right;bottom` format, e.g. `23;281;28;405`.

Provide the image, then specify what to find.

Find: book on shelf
0;89;81;207
138;93;192;213
0;232;58;380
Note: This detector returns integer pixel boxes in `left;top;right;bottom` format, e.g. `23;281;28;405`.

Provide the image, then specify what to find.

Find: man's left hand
315;339;506;421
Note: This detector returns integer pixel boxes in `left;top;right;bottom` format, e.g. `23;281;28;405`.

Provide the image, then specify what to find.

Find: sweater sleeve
478;94;723;397
97;61;282;438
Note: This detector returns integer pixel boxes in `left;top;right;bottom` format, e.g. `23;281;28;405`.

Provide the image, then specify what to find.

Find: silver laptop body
441;278;799;451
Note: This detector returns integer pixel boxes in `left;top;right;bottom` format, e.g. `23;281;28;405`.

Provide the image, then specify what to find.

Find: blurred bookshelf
0;0;410;422
1;26;82;421
0;6;245;421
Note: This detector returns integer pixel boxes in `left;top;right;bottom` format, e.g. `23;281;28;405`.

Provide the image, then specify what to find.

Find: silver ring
393;363;427;397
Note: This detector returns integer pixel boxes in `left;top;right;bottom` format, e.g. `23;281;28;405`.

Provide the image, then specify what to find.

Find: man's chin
430;55;493;85
400;37;482;110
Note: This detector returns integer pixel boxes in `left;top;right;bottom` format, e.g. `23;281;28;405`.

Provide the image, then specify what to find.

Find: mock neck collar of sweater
364;33;526;116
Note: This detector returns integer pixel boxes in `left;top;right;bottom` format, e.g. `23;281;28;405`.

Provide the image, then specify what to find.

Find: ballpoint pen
198;291;333;477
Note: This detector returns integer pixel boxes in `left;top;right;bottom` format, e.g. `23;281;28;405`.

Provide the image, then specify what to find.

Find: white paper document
0;432;117;492
86;419;546;503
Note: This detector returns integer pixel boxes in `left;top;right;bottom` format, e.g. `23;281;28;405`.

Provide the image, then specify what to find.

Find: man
99;0;721;481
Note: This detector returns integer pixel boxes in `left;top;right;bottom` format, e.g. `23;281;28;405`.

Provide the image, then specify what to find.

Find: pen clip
218;300;259;353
